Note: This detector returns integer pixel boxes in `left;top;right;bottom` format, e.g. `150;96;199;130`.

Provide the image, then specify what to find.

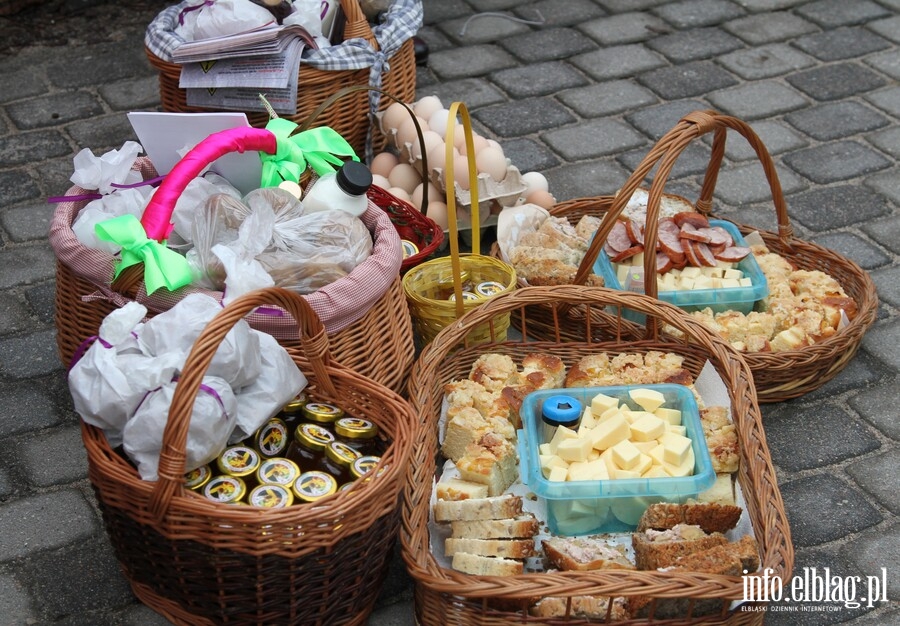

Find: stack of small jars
183;393;385;509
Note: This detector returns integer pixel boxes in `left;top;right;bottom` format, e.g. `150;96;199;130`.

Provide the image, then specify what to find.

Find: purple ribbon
68;335;113;371
47;175;165;204
179;0;216;25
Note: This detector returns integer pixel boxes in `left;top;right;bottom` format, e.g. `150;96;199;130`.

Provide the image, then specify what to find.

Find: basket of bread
402;285;793;624
497;110;876;403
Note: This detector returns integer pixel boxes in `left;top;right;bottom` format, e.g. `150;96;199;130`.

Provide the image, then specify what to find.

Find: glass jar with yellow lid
218;445;261;491
248;483;294;509
334;417;381;456
252;417;290;459
184;464;212;491
256;457;301;489
292;470;338;503
287;422;335;473
324;441;362;486
203;475;247;504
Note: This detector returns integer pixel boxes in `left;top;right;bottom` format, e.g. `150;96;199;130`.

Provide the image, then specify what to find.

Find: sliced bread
433;494;523;522
445;537;535;559
450;515;540;540
637;502;742;534
435;478;489;502
451;552;524;576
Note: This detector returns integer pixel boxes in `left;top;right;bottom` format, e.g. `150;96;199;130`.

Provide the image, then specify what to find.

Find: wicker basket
402;285;793;624
51;130;415;394
402;102;516;346
82;287;416;625
144;0;418;157
508;110;878;403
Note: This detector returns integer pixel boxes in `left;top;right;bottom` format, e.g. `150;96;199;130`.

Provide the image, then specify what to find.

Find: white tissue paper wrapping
69;293;307;480
70;141;143;194
176;0;275;41
495;203;551;264
124;375;238;481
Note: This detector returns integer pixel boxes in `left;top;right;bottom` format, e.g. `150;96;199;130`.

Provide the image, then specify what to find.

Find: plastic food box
593;219;768;323
518;385;716;536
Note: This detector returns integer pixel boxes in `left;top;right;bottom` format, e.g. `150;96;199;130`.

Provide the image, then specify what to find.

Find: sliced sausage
625;219;644;246
682;238;701;267
693;241;717;267
709;226;733;248
611;245;644;263
679;223;712;243
673;211;710;229
698;227;729;246
658;219;686;263
714;245;751;262
656;251;674;274
608;221;632;252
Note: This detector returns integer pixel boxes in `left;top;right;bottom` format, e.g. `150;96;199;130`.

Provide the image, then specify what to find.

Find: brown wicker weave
82;287;416;625
145;0;417;157
402;285;793;625
510;110;877;403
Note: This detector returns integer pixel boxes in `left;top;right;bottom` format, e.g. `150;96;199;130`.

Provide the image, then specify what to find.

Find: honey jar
256;457;301;489
292;471;338;503
334;417;381;456
287;422;335;473
252;417;290;459
184;464;212;491
350;455;383;481
323;441;362;486
301;402;344;426
203;475;247;504
248;483;294;509
218;446;261;490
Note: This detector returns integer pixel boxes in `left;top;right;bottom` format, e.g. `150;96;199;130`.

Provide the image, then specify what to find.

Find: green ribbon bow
259;118;358;187
95;214;194;295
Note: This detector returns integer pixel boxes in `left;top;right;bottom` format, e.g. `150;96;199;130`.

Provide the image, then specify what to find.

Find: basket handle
338;0;379;48
443;101;482;317
147;287;335;522
572;110;793;302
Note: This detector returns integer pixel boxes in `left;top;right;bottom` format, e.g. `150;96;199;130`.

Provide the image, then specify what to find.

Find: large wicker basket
51;139;414;394
144;0;418;157
508;110;878;403
82;287;416;625
402;285;793;624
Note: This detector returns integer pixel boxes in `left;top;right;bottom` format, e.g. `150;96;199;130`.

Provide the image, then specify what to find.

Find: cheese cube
539;443;552;456
548;465;569;482
629;388;666;412
660;272;677;292
580;407;597;430
611;497;649;525
632;453;653;476
587;449;601;461
710;267;725;279
590;393;619;416
662;447;695;477
633;440;657;454
739;277;753;287
694;275;714;290
540;454;568;478
723;268;743;280
679;276;695;291
617;264;629;285
548;425;577;453
659;432;692;466
598;406;622;421
681;266;701;278
614;468;641;479
643;466;669;478
588;413;631;451
585;458;609;480
667;424;687;437
557;436;593;463
647;444;667;466
716;260;734;270
620;410;643;424
566;461;589;482
654;407;682;425
630;413;666;442
711;277;723;289
610;439;641;470
569;499;597;517
599;448;618;476
721;278;740;289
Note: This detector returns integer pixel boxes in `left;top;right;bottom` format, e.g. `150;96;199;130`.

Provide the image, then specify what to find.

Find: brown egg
412;130;443;161
370;152;399;178
371;173;391;190
427;142;457;173
381;102;409;134
387;186;412;203
411;182;444;210
397;116;429;149
388;163;421;194
475;146;507;182
425;200;449;229
526;189;556;209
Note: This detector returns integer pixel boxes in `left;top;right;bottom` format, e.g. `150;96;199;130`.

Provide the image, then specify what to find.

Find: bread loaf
435;478;489;502
445;537;535;559
632;524;728;570
637;502;742;534
450;515;539;539
542;536;634;571
433;495;523;522
455;432;518;496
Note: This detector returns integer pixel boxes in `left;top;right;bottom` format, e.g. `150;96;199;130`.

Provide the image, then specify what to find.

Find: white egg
486;139;503;152
381;101;409;133
521;171;549;194
412;130;443;161
388;163;421;194
475;146;508;182
387;186;412;203
371;173;391;189
412;181;444;210
397;116;429;149
427;108;452;136
425;200;449;229
370;152;399;178
413;95;443;121
455;131;487;156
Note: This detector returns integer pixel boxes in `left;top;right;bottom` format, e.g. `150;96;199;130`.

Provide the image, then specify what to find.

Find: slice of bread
455;433;518;496
637;502;742;534
441;407;491;463
632;525;729;570
673;535;760;574
433;495;523;522
450;515;539;540
542;536;634;571
435;478;489;502
451;552;523;576
445;537;535;559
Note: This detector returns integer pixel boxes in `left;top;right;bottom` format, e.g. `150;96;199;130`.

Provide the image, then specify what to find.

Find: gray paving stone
578;12;671;46
717;43;816;80
840;523;900;602
0;245;57;290
545;160;630;201
867;15;900;45
848;448;900;515
45;42;154;89
764;403;881;472
849;376;900;441
0;67;49;104
570;44;667;81
415;25;453;54
596;0;669;10
861;319;900;372
24;282;57;326
800;351;889;402
714;200;784;230
644;26;744;63
782;141;891;184
865;49;900;81
787;185;891;232
19;537;133;621
427;45;517;81
512;0;606;27
778;473;882;548
728;0;807;9
0;329;61;378
0;169;41;208
473;98;576;138
794;26;893;62
6;91;104;131
1;203;56;242
558;81;658;118
0;467;12;499
418;78;506;112
626;100;711;139
652;0;746;29
439;12;532;45
864;168;900;206
18;425;89;488
867;126;900;160
0;293;33;335
0;573;36;625
710;159;806;205
0;130;72;167
616;142;713;183
861;216;900;256
121;604;178;626
786;63;888;102
37;155;80;198
501;138;560;174
786;101;889;142
0;382;63;438
98;76;161;111
66;113;145;154
0;490;98;561
810;232;892;271
844;608;900;625
719;121;808;161
865;86;900;117
489;61;588;99
467;0;521;9
543;119;648;160
499;28;597;63
707;81;808;120
421;0;470;25
721;11;818;45
795;0;892;28
637;60;739;100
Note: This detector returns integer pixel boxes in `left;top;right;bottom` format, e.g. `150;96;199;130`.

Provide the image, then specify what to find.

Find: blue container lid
541;395;582;426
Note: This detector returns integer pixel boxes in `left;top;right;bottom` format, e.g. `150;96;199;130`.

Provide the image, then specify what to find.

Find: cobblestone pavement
0;0;898;624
